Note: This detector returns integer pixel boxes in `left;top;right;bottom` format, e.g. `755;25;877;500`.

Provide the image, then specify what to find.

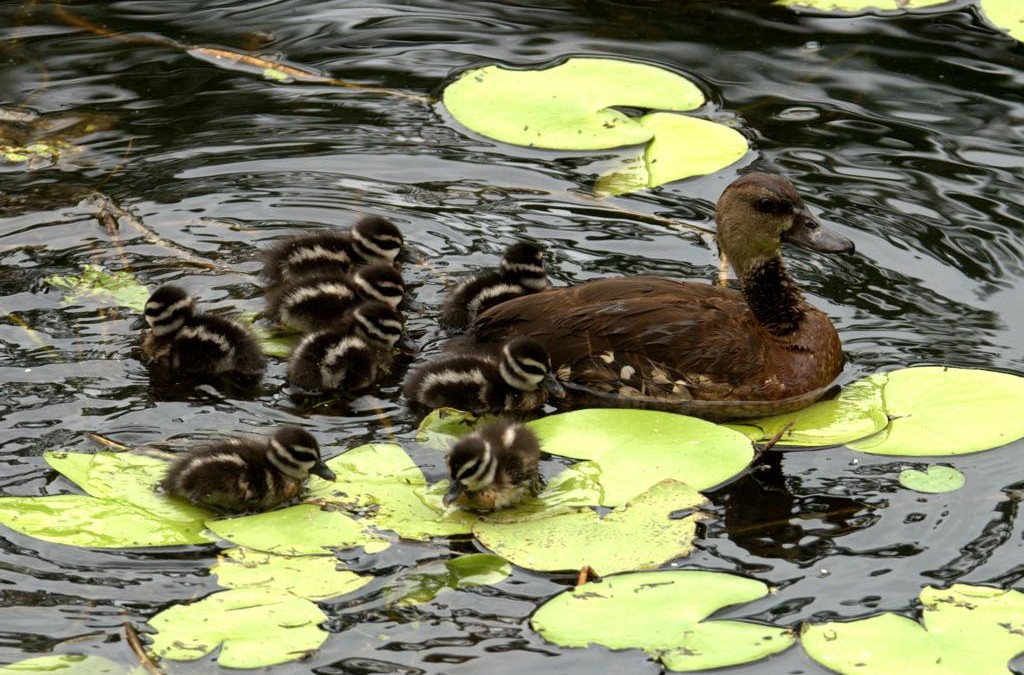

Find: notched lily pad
213;546;372;600
528;409;753;506
147;587;328;668
474;479;705;575
898;465;965;494
390;553;511;606
802;584;1024;674
533;570;794;671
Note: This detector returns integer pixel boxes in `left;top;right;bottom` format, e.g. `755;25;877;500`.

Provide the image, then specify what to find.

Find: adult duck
469;173;855;419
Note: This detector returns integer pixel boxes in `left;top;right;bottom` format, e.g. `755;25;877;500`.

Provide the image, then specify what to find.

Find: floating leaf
307;443;477;540
848;367;1024;455
802;584;1024;674
213;546;371;601
1;141;64;165
727;376;887;447
979;0;1024;42
148;587;328;668
528;409;752;506
415;407;494;450
0;654;126;674
533;570;793;671
595;112;748;196
898;465;965;494
206;503;383;556
774;0;952;10
443;57;703;151
45;265;149;311
391;553;511;606
474;479;704;574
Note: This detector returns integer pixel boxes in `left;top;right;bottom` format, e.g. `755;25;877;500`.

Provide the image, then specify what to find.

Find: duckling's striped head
444;434;497;506
443;422;541;508
500;242;547;291
352;263;405;308
351;216;403;264
267;426;335;481
498;337;566;398
349;300;405;349
141;284;195;337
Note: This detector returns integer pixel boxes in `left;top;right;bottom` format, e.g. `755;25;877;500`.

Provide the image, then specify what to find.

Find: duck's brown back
472;276;842;402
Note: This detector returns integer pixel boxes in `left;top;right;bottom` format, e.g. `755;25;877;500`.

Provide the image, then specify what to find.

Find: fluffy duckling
136;284;266;379
403;337;566;415
160;425;336;513
262;215;404;284
443;421;542;513
287;300;405;392
265;263;405;333
440;242;548;330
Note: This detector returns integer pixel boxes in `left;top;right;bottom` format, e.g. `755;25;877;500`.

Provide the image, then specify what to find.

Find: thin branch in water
87;432;130;451
124;621;163;675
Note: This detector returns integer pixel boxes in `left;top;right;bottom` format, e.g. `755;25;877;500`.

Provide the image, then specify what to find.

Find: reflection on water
1;0;1023;672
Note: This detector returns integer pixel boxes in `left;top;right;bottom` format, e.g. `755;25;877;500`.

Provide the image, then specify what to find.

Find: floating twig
87;432;130;451
124;621;162;675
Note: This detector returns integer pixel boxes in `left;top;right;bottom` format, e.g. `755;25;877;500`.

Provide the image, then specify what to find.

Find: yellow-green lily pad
213;546;372;601
147;587;328;668
206;503;383;555
45;265;150;311
802;584;1024;674
474;479;705;575
533;570;794;671
775;0;951;10
0;654;126;674
979;0;1024;41
898;465;965;494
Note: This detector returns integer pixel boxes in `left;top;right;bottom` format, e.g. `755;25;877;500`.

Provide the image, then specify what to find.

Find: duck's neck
738;255;805;335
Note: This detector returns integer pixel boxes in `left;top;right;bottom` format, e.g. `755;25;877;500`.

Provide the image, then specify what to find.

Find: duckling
403;337;566;415
262;215;404;284
443;421;542;513
265;263;405;333
470;173;855;417
135;284;266;379
160;425;336;513
440;242;548;330
287;300;405;392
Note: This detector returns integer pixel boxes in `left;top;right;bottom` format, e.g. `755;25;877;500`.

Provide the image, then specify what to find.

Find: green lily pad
802;584;1024;674
596;112;748;196
528;409;753;506
206;503;383;555
213;546;372;601
474;479;704;574
391;553;511;606
533;570;793;671
45;265;149;311
443;57;704;151
775;0;951;10
148;587;328;668
727;376;888;447
0;654;126;674
898;465;965;494
307;443;477;540
415;407;495;450
848;367;1024;455
980;0;1024;41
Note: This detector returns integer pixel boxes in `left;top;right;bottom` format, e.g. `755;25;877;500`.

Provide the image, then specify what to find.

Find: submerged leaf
443;57;703;151
391;553;511;606
528;409;753;506
0;654;126;674
148;587;328;668
898;465;965;494
802;584;1024;674
213;546;371;600
533;570;793;671
45;265;149;311
474;479;704;574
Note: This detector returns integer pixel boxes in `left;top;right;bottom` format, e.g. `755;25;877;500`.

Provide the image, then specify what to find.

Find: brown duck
470;173;854;418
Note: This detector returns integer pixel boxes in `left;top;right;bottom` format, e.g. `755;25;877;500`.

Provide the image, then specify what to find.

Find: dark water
1;1;1023;673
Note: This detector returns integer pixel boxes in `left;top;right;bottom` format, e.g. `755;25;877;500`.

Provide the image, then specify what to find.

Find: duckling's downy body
262;216;404;285
160;425;336;513
469;173;854;412
444;421;542;512
403;337;565;415
265;263;405;333
138;284;265;379
287;300;405;392
441;242;548;330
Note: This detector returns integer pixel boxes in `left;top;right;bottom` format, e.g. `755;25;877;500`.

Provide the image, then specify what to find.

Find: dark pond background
1;1;1023;673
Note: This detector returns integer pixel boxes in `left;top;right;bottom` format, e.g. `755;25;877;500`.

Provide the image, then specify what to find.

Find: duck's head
352;262;405;308
715;173;854;277
499;337;566;397
349;300;405;350
268;425;335;481
351;215;404;264
134;284;195;335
